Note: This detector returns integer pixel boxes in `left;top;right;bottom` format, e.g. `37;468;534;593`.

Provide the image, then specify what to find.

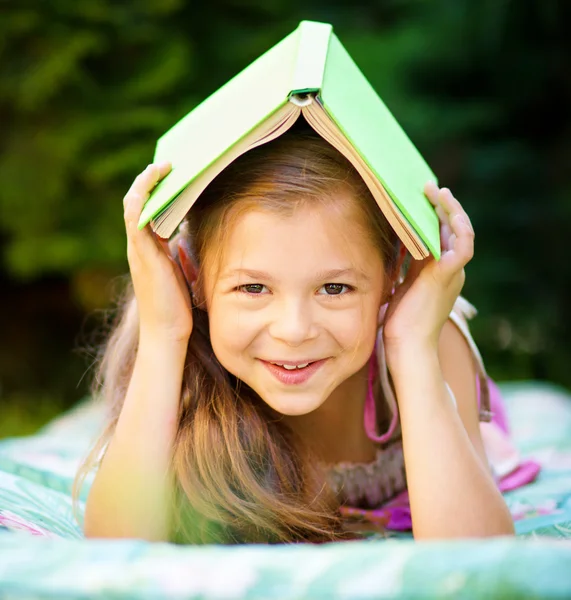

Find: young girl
75;122;537;544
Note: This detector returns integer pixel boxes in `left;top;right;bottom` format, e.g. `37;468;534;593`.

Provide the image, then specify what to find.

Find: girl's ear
388;242;407;286
395;242;407;281
176;237;198;290
379;244;409;324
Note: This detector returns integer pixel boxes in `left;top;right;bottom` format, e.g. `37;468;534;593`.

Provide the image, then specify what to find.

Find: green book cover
138;20;440;259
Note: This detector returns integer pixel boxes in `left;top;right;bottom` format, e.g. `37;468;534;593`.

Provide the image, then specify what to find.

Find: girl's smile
259;357;330;385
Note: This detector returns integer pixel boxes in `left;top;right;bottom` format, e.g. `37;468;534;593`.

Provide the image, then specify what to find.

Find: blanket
1;380;571;598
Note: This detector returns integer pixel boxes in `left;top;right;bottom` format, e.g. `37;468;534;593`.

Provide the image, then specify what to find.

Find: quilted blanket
1;380;571;599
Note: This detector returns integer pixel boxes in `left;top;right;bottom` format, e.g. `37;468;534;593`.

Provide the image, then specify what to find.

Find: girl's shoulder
440;295;493;422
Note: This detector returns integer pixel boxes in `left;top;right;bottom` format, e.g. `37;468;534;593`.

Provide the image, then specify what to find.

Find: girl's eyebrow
219;267;371;282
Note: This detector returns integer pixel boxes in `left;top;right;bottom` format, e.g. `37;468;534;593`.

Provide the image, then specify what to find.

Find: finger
123;162;172;209
426;181;449;221
424;180;440;206
407;255;430;277
425;182;449;224
124;165;154;209
124;190;152;238
124;162;172;231
438;215;473;276
440;222;452;251
123;165;157;232
449;213;474;264
438;188;474;235
426;184;472;255
123;165;169;258
397;256;430;295
156;160;172;179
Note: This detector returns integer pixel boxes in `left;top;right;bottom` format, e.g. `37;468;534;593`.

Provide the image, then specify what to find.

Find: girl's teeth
272;362;310;370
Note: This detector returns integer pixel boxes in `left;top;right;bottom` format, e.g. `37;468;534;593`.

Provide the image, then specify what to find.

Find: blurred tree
0;0;569;434
399;0;571;384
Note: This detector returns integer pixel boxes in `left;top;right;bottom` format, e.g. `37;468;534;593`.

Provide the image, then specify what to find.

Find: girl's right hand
123;162;193;343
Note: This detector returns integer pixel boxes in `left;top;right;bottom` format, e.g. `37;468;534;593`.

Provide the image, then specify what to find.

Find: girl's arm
383;182;514;539
388;322;514;540
84;162;193;541
83;333;187;541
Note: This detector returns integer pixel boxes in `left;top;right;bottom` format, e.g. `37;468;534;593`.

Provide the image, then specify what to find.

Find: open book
138;20;441;260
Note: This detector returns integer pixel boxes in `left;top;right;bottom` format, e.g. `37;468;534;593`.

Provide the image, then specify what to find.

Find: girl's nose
268;298;318;346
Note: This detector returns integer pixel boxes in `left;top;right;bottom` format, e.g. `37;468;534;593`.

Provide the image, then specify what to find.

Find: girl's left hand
382;182;475;352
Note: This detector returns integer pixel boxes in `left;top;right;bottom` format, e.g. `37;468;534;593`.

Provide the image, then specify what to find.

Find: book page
301;100;428;259
152;103;302;238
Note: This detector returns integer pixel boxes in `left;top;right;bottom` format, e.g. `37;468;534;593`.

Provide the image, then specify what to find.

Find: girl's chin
255;390;330;417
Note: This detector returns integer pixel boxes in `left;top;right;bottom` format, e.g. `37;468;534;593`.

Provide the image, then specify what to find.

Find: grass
0;393;71;439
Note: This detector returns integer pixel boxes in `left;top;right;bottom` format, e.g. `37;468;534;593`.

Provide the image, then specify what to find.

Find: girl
75;122;534;544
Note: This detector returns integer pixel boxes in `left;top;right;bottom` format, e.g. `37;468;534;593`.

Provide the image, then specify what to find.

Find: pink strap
364;343;399;444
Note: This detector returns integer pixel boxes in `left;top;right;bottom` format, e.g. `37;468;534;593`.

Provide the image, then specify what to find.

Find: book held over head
138;20;440;260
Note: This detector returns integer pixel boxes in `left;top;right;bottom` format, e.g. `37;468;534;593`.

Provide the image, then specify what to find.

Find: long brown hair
72;119;399;544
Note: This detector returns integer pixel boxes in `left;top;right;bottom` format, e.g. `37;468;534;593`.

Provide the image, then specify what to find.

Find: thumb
395;256;431;296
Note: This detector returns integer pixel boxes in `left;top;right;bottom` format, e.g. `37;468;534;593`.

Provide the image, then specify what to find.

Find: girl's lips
260;359;328;385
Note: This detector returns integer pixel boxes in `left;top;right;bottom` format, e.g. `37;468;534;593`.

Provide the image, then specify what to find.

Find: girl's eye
319;283;352;296
236;283;353;296
238;284;267;295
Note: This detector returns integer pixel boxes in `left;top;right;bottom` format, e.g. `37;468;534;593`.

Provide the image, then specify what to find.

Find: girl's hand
123;162;193;343
382;182;475;353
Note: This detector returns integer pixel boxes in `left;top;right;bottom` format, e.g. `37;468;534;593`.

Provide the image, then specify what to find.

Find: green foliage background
1;0;570;436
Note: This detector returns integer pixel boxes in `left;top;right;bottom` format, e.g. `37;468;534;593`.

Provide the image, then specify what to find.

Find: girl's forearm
83;332;188;541
388;344;515;539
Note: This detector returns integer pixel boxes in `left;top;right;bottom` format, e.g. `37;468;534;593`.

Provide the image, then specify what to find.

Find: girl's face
204;195;387;416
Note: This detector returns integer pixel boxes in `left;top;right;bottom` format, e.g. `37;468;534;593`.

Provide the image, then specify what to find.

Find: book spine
289;21;332;97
